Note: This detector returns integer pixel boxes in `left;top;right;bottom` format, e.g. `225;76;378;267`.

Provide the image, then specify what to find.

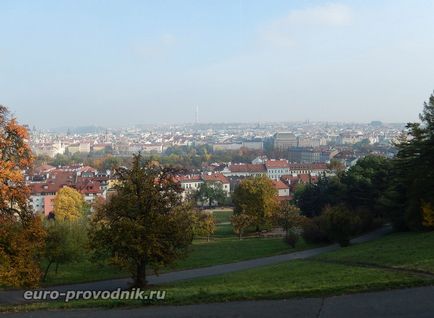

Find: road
3;285;434;318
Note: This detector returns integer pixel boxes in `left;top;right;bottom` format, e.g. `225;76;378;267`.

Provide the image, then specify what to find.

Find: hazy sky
1;0;434;128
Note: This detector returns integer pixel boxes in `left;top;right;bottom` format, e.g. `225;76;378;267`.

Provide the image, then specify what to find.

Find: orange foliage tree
0;105;46;288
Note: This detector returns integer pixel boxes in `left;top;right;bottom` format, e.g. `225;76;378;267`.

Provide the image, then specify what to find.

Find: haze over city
1;0;434;128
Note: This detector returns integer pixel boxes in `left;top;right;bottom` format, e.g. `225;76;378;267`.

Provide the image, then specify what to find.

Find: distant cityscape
29;121;402;160
25;120;404;216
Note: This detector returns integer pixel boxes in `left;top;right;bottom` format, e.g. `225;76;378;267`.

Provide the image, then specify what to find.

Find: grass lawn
173;237;312;271
315;231;434;273
214;223;234;238
211;210;233;224
162;260;432;305
42;259;129;286
5;231;434;312
5;259;431;312
42;236;301;286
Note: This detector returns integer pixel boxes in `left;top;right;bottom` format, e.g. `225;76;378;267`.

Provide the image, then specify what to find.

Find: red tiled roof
30;183;62;194
30;171;76;194
34;164;56;174
75;179;101;194
202;173;229;184
272;180;289;190
79;166;97;173
265;160;289;169
281;174;319;185
176;175;202;183
228;164;266;173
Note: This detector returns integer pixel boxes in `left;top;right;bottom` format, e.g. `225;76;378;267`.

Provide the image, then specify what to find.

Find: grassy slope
7;260;430;312
41;260;128;286
173;238;313;271
315;231;434;273
163;260;429;305
161;231;434;305
4;231;434;312
43;238;303;286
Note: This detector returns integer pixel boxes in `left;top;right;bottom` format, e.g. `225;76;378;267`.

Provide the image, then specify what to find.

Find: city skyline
1;0;434;128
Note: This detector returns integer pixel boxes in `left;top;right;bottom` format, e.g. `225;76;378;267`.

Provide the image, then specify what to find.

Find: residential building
265;159;290;180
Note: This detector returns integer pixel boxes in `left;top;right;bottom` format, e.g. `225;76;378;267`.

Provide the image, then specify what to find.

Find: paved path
3;285;434;318
0;227;391;306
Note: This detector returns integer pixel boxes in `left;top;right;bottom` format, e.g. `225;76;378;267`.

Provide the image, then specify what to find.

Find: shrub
283;230;299;248
353;207;383;234
301;215;330;244
323;204;360;247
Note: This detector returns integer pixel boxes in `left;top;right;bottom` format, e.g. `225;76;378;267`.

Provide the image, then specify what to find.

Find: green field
162;231;434;304
7;259;431;312
315;231;434;273
211;210;233;224
41;260;128;286
162;260;430;305
5;231;434;312
42;237;304;286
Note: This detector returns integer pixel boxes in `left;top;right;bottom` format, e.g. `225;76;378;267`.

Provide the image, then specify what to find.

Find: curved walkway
0;226;391;306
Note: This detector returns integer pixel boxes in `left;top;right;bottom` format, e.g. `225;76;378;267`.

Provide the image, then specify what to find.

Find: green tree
49;154;72;167
323;204;360;247
232;176;279;230
102;156;121;171
342;155;393;217
389;93;434;230
195;182;226;208
42;220;86;281
89;154;195;287
295;175;346;217
274;202;307;247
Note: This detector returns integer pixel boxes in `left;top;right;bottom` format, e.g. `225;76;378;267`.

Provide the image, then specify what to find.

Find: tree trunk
43;260;53;282
134;261;147;288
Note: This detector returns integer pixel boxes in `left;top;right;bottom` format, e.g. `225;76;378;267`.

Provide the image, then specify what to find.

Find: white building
265;159;290;180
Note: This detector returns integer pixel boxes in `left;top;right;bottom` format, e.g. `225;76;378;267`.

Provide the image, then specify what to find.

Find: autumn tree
195;211;216;242
89;154;195;287
53;187;85;221
0;105;46;287
421;201;434;230
232;176;279;231
231;213;254;240
0;217;45;287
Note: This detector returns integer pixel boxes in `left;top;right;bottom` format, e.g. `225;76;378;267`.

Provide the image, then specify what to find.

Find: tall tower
195;106;199;124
